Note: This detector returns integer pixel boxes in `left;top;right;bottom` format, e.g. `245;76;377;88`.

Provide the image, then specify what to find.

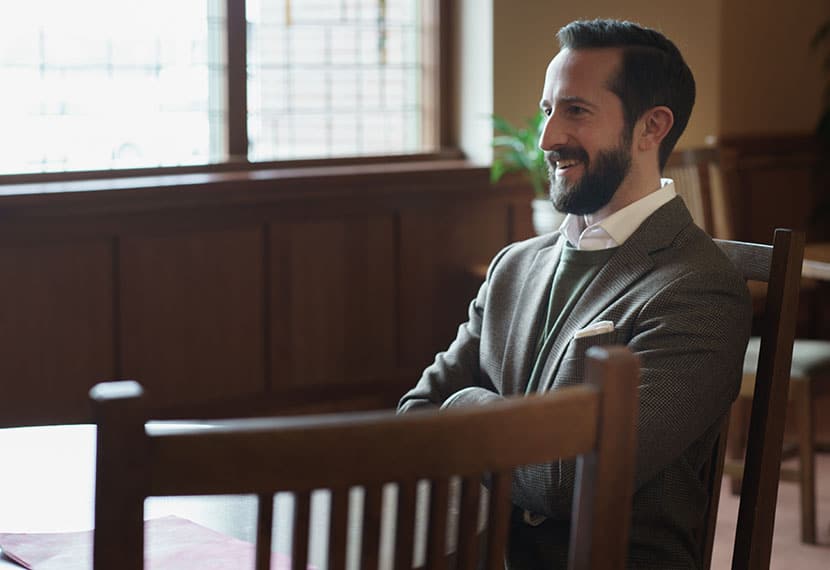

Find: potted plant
490;110;566;234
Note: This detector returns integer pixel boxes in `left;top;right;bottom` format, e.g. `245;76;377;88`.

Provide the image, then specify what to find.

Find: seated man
398;19;752;570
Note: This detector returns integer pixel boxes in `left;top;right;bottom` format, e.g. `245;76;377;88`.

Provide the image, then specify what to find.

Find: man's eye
542;107;552;117
567;105;587;116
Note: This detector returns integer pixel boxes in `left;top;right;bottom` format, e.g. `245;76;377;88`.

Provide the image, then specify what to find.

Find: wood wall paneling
0;240;114;426
269;215;397;388
119;227;265;408
741;166;814;244
399;200;515;370
0;162;528;425
719;135;821;243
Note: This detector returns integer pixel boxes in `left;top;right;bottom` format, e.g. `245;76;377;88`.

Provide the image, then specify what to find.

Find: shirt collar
560;179;677;250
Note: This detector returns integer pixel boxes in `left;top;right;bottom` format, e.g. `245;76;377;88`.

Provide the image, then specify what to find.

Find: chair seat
736;334;830;545
743;337;830;388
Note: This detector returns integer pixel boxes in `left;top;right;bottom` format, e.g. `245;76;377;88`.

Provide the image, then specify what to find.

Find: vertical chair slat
90;381;147;570
328;488;349;570
255;493;274;570
291;491;310;570
360;485;383;569
425;478;450;570
393;479;417;570
484;470;513;570
456;475;482;570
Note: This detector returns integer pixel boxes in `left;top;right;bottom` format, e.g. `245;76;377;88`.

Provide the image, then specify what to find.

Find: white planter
531;198;566;235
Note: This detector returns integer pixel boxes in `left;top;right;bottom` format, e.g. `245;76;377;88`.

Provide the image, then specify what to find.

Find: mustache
546;147;589;166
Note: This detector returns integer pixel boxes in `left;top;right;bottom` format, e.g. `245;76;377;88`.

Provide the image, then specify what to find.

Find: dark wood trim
112;236;123;379
438;0;455;149
226;0;248;160
0;160;495;221
718;133;819;156
262;222;272;392
0;150;465;187
393;211;403;370
148;376;414;420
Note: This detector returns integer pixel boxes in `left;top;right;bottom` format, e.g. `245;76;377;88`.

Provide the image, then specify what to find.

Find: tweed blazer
398;197;753;569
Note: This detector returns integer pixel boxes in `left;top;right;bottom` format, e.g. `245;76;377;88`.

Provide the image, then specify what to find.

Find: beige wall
492;0;721;149
720;0;829;137
455;0;494;165
483;0;828;148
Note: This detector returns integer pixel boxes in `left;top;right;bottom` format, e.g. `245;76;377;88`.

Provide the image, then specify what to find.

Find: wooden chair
664;147;735;239
667;147;826;546
729;337;830;544
91;346;640;570
703;163;828;545
695;228;805;569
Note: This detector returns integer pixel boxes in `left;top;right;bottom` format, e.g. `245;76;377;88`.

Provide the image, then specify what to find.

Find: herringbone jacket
398;197;753;569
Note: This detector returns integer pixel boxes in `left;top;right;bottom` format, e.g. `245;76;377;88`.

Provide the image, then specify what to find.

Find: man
398;19;753;569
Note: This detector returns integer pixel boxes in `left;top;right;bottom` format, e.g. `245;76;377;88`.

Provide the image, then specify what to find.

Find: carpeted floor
710;454;830;569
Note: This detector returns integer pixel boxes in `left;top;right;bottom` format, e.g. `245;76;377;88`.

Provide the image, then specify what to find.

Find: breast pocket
557;331;618;383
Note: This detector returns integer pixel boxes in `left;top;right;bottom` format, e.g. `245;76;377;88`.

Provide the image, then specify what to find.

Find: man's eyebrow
557;96;597;108
540;96;598;110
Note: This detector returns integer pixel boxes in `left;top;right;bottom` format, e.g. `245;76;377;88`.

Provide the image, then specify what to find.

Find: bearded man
398;19;753;570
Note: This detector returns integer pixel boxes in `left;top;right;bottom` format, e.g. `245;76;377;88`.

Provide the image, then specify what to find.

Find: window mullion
226;0;248;161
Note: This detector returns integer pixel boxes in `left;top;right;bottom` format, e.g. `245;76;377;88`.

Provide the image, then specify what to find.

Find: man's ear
636;106;674;152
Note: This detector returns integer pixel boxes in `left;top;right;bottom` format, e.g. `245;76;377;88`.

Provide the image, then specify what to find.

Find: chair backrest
91;346;640;570
664;147;736;239
698;228;804;569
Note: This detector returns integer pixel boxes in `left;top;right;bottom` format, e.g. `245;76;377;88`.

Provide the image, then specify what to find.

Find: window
0;0;441;176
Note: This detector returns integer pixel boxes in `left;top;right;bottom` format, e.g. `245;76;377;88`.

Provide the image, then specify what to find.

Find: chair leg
793;379;817;544
727;397;751;495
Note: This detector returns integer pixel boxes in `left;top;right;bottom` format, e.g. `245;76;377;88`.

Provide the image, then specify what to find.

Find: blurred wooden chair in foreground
694;228;804;569
91;346;640;570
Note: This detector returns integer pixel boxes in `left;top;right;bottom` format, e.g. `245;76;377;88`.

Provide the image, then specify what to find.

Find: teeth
556;159;579;169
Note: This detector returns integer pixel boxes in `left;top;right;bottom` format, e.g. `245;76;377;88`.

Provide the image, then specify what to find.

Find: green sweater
526;244;617;393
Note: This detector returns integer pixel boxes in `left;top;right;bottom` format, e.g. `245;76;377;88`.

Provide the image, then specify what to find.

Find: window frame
0;0;455;188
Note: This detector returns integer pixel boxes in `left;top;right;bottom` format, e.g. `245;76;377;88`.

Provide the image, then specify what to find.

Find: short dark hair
557;19;695;170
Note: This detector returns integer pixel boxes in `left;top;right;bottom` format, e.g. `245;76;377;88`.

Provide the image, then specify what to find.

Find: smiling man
398;19;752;569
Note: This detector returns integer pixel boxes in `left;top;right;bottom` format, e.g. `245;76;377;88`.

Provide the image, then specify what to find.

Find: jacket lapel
536;197;693;391
500;235;565;396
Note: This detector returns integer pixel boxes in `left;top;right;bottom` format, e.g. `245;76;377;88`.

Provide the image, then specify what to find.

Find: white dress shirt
559;179;677;250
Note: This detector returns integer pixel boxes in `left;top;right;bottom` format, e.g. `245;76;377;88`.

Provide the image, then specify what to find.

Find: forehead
541;47;622;102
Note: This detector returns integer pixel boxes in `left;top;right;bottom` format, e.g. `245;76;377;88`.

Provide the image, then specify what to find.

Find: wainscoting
0;161;533;426
719;133;827;244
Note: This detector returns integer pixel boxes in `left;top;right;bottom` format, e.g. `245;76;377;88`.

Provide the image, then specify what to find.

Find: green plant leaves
490;110;550;198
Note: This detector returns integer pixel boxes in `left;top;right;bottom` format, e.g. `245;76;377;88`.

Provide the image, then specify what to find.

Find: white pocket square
573;320;615;339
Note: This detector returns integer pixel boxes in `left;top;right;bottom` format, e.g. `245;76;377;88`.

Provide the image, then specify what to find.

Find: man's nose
538;112;567;151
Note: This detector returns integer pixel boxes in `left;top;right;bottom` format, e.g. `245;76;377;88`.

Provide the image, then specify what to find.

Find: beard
546;139;632;215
